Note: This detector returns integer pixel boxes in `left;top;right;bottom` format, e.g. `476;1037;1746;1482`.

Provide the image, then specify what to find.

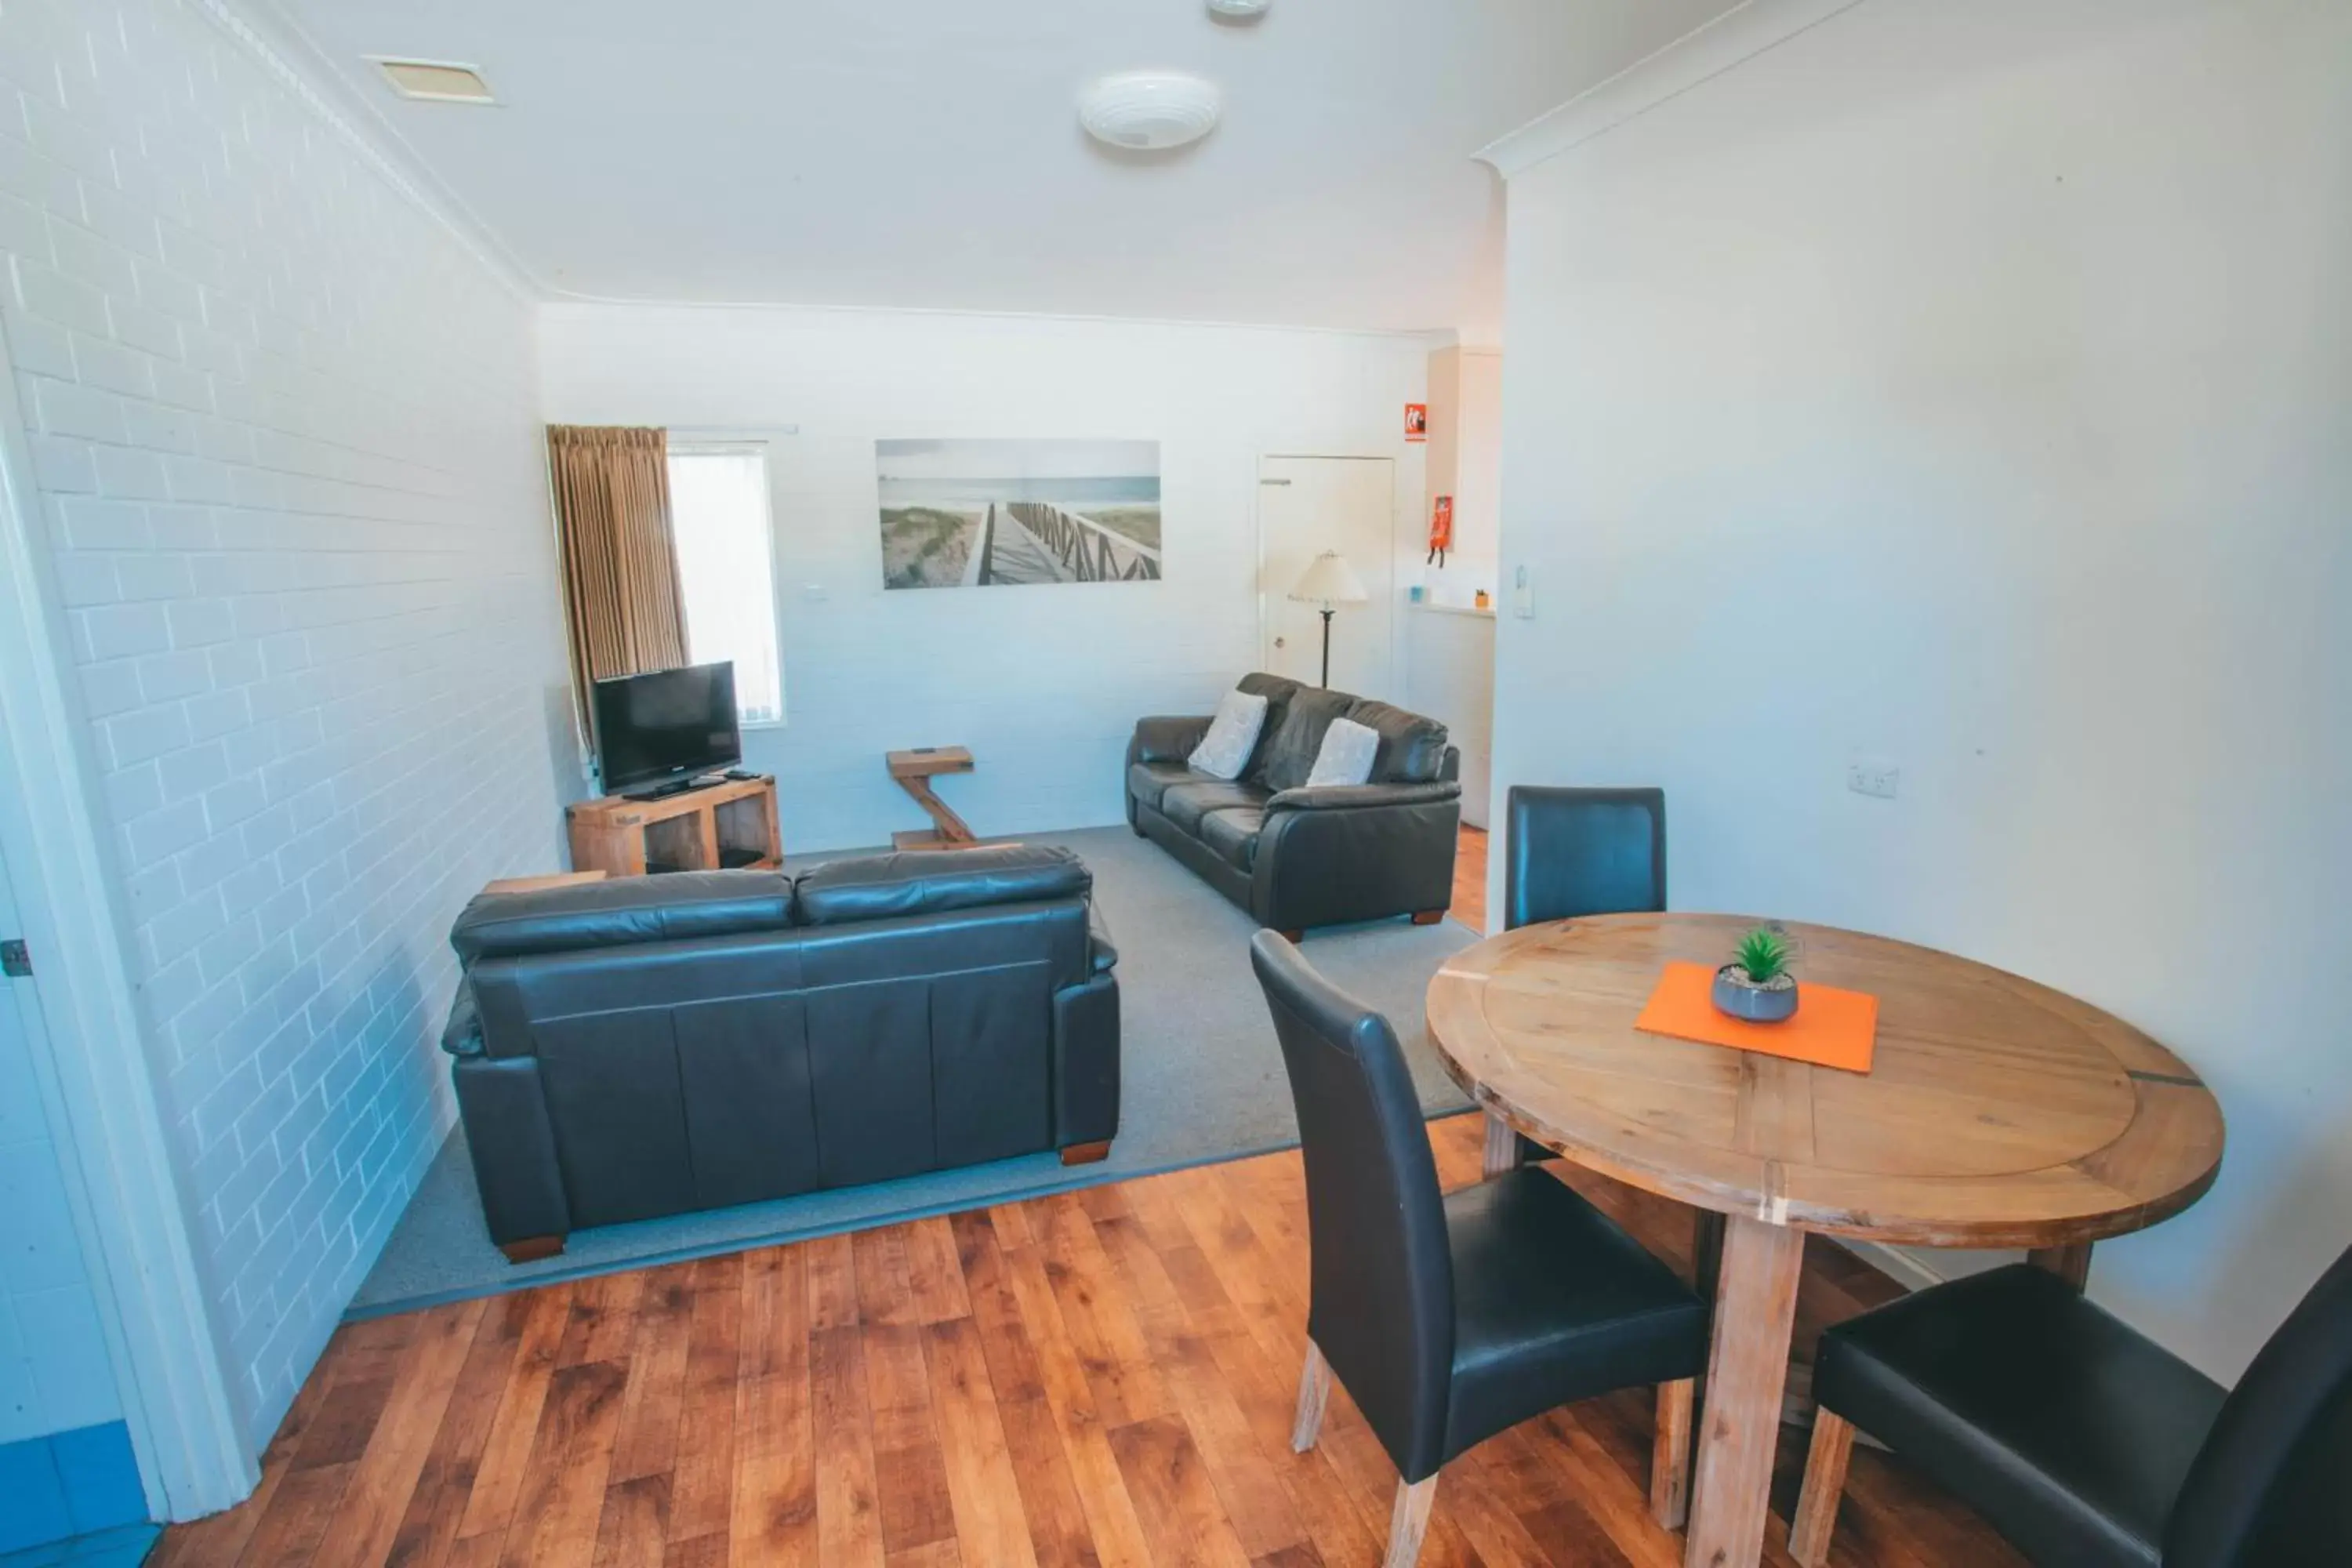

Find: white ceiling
255;0;1737;339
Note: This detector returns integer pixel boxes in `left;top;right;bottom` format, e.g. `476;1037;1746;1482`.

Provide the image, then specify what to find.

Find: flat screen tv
592;662;742;796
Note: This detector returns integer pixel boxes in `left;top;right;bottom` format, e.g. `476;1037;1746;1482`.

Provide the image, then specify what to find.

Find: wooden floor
153;1112;2022;1568
1453;825;1489;933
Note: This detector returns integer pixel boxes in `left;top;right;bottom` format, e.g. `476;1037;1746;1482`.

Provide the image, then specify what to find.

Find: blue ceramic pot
1712;965;1798;1023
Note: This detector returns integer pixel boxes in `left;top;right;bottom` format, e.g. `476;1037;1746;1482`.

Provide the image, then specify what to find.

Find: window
667;445;784;726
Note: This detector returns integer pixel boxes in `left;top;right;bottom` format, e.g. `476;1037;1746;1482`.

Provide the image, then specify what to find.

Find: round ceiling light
1206;0;1270;16
1077;71;1222;151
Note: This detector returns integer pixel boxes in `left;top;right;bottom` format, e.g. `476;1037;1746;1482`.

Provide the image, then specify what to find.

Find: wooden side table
887;746;978;851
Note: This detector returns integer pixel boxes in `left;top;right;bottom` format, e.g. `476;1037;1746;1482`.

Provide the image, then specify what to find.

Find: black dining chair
1487;786;1671;1178
1791;1243;2352;1567
1502;785;1666;931
1250;931;1711;1566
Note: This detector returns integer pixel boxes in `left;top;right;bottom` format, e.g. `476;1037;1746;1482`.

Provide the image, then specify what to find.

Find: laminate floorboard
157;1110;2024;1567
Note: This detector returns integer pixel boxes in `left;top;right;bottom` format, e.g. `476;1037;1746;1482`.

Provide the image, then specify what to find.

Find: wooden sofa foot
1411;909;1448;926
499;1235;565;1265
1278;928;1305;943
1061;1140;1112;1166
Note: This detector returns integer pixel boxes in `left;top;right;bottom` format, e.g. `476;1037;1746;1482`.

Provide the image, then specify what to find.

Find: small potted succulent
1713;925;1800;1023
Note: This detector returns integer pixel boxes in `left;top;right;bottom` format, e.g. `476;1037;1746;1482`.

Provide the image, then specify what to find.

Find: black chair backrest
2165;1242;2352;1566
1249;931;1454;1481
1503;786;1667;930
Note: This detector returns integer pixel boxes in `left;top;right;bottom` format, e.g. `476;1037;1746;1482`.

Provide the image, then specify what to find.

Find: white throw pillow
1304;717;1380;788
1188;688;1269;781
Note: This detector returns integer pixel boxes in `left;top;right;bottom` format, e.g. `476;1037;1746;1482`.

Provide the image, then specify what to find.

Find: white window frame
666;438;787;729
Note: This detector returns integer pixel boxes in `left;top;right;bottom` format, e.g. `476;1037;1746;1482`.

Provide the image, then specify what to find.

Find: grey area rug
348;824;1476;1319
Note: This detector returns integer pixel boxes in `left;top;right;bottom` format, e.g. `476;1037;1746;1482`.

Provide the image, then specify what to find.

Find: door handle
1274;637;1286;648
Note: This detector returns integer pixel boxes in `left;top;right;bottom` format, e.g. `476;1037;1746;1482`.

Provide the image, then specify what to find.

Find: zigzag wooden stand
888;746;978;851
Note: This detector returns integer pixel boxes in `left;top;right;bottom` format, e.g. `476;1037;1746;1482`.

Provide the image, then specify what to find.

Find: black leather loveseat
1125;673;1461;936
439;844;1119;1261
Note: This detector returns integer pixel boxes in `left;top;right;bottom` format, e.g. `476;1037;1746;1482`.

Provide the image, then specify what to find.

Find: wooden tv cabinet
567;775;782;877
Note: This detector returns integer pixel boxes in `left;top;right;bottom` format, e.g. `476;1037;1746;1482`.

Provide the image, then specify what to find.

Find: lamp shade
1288;550;1369;606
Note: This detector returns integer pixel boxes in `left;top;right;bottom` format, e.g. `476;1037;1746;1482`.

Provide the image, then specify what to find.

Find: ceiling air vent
370;59;496;105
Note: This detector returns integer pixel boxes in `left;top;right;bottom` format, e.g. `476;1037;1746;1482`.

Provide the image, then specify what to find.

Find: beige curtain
546;426;689;735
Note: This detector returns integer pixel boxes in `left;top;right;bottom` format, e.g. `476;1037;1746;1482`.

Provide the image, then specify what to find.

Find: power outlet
1847;760;1900;800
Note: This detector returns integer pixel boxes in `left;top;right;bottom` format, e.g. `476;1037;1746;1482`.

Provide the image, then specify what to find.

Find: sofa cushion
1197;808;1264;871
1305;717;1381;787
1160;779;1272;834
1236;671;1305;781
1128;760;1199;812
1345;699;1451;784
452;870;795;964
1188;688;1270;780
1255;686;1356;793
794;844;1091;927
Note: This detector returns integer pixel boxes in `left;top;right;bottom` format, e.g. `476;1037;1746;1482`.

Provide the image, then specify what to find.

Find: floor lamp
1287;550;1370;688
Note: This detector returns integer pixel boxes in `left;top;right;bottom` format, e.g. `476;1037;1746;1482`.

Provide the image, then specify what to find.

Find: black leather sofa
439;844;1120;1261
1125;673;1461;936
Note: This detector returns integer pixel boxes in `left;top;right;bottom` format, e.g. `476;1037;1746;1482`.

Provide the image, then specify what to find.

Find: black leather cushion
2167;1242;2352;1568
1197;807;1263;870
1235;671;1302;777
1441;1168;1709;1463
1344;699;1450;784
1127;760;1200;812
1160;779;1271;834
1254;686;1355;793
1817;1264;2228;1568
794;844;1091;927
1504;786;1666;930
452;870;793;963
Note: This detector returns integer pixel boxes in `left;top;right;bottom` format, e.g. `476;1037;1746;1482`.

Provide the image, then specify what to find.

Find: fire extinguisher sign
1404;404;1427;441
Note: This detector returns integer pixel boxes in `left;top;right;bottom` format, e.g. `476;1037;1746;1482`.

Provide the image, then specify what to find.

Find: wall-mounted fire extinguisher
1427;495;1454;567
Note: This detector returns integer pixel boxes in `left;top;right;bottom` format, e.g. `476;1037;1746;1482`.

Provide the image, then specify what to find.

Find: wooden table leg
2027;1241;2092;1291
1481;1112;1519;1178
1684;1214;1805;1568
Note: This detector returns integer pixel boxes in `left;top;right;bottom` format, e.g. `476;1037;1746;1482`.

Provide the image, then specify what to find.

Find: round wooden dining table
1425;913;2225;1568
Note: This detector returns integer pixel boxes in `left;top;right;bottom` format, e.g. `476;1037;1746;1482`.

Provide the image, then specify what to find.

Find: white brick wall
0;0;568;1446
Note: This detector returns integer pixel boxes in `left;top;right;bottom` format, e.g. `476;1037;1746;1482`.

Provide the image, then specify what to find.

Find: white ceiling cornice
1474;0;1867;179
190;0;548;300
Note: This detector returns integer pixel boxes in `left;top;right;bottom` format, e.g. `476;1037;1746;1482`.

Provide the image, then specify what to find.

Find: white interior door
0;720;129;1475
1258;456;1396;697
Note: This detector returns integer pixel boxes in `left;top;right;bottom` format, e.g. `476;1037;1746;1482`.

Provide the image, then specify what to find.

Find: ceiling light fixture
368;58;496;105
1077;71;1221;151
1206;0;1271;17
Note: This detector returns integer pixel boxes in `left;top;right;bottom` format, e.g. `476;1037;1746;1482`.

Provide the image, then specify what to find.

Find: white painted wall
1418;346;1502;608
541;303;1432;851
1490;0;2352;1378
1403;608;1495;837
0;0;568;1449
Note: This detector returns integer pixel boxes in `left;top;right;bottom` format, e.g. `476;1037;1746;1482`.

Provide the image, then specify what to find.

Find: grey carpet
347;825;1475;1319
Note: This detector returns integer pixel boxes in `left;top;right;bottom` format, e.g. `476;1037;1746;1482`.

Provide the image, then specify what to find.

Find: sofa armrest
1252;788;1461;932
1265;779;1462;813
1052;971;1120;1147
1088;902;1119;975
452;1054;571;1247
441;977;485;1058
1130;714;1212;766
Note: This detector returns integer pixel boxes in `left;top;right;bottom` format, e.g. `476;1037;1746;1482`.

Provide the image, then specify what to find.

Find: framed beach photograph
877;438;1163;589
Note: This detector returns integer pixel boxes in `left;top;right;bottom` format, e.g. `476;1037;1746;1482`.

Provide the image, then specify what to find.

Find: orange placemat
1634;961;1879;1073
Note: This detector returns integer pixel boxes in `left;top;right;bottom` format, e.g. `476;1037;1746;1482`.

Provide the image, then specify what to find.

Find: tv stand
568;774;781;877
621;775;713;804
